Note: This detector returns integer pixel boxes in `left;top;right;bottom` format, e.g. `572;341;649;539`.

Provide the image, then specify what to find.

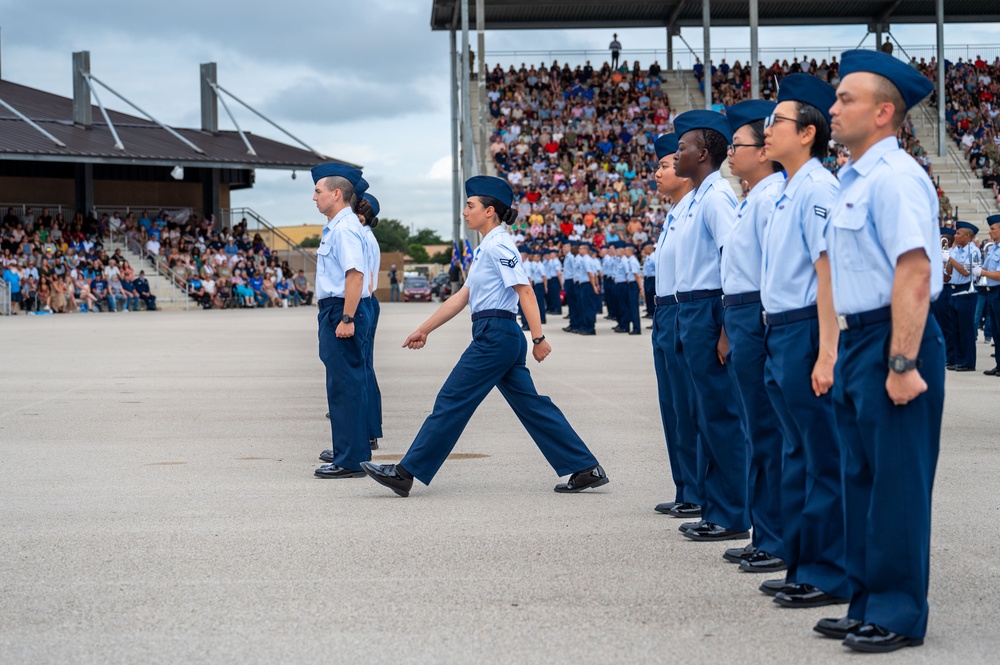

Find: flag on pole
451;241;461;267
463;239;474;269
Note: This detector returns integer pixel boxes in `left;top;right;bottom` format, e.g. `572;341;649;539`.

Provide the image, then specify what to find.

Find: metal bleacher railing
1;279;10;316
484;44;1000;72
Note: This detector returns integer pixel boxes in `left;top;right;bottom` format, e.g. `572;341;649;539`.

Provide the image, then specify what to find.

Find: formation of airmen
307;49;975;655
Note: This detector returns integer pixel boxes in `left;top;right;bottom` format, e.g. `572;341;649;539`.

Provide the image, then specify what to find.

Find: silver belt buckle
837;314;849;331
762;312;769;326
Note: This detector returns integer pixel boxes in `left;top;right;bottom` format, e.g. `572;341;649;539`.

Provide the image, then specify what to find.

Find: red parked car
402;276;432;302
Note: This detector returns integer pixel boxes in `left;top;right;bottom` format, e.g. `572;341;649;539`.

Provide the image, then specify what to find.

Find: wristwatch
888;355;921;373
341;314;355;324
532;335;546;345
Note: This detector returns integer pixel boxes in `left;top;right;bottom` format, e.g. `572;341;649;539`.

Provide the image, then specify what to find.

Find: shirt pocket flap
832;201;868;231
315;242;332;257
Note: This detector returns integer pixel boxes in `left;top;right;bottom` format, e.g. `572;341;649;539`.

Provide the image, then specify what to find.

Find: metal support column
476;0;487;173
875;23;882;51
201;168;221;229
666;28;673;72
450;28;461;247
702;0;712;110
749;0;760;100
936;0;945;157
74;163;94;214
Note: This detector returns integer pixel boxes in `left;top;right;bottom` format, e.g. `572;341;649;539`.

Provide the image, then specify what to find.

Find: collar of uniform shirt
779;156;823;200
745;171;786;207
326;205;358;229
665;190;696;229
691;169;725;204
838;135;899;180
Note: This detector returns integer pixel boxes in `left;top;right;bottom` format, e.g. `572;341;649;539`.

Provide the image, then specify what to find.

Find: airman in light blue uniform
978;216;1000;375
945;221;982;370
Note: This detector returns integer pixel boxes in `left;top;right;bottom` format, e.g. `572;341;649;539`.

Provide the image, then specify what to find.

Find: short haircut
698;128;729;169
747;119;784;173
321;175;355;202
794;102;831;160
871;75;908;129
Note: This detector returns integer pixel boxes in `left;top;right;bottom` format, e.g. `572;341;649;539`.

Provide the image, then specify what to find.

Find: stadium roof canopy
0;79;327;172
430;0;1000;30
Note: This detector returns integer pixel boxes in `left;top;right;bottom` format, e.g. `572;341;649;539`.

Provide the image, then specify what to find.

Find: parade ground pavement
2;304;998;664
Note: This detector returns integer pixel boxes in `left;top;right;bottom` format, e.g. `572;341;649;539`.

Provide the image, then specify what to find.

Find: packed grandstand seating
487;55;1000;251
1;207;312;314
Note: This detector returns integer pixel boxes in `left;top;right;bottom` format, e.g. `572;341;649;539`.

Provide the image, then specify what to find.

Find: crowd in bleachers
487;58;941;254
0;206;313;314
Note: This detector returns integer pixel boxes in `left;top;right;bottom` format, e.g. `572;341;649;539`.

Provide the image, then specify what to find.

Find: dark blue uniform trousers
319;298;371;471
834;314;944;639
723;301;784;556
624;282;641;333
604;276;618;319
532;282;547;324
547;277;562;314
577;280;597;333
676;298;749;530
763;317;850;599
400;316;599;485
930;286;955;365
362;297;383;440
651;303;702;505
564;279;577;328
644;276;656;317
987;288;1000;368
948;287;977;368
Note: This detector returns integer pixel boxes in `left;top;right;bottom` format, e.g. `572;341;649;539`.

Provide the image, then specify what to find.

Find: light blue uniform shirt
828;137;942;314
983;243;1000;287
948;243;981;287
364;225;380;295
612;255;627;283
672;170;737;293
643;251;657;277
625;255;641;283
563;253;577;282
761;158;837;314
315;207;366;300
544;257;559;279
655;190;695;297
583;254;600;279
466;226;530;314
721;171;786;295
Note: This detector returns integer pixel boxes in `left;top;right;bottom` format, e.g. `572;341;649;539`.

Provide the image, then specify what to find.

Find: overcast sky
1;2;996;237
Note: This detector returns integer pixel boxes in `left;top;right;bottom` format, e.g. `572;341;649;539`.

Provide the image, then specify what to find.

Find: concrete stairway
105;236;192;311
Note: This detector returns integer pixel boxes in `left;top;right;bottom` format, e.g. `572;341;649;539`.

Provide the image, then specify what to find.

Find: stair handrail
224;207;317;271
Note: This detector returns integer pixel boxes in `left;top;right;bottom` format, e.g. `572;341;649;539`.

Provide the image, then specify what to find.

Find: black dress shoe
954;365;975;372
983;366;999;375
521;325;531;331
314;463;366;479
722;543;756;563
681;522;750;542
813;616;864;640
738;550;786;573
773;584;848;608
946;364;957;370
678;519;706;533
554;465;609;493
667;502;701;518
759;579;792;597
319;449;335;463
628;330;641;335
325;412;330;419
612;327;627;333
578;330;596;335
369;439;379;450
360;462;413;497
843;623;923;653
654;501;676;514
562;326;575;332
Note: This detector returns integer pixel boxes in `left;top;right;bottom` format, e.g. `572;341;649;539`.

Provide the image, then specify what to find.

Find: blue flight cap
939;227;956;236
654;133;679;159
362;193;380;217
987;214;1000;226
673;109;734;144
777;73;837;125
355;178;370;197
466;175;514;207
956;221;979;234
726;99;776;133
839;49;934;110
311;162;363;187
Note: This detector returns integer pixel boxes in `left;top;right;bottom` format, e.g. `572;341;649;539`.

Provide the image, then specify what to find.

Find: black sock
396;464;413;480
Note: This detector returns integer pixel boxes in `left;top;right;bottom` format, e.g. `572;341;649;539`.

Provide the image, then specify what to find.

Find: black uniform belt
837;305;892;331
318;297;345;308
471;309;516;322
655;295;678;306
987;285;1000;293
762;304;817;326
722;291;761;307
948;283;974;294
675;288;723;303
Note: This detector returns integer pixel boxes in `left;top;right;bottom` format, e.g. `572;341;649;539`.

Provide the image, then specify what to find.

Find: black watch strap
532;335;546;345
888;355;921;373
342;314;355;324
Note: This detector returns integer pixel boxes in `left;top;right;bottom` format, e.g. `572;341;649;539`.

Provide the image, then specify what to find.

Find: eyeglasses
728;143;764;153
764;113;806;129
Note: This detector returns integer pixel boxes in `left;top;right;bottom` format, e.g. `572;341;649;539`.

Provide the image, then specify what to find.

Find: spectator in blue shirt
120;277;140;312
249;275;267;307
90;276;109;312
3;265;22;314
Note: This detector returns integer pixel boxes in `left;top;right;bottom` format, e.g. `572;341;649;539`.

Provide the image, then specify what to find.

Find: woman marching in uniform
361;176;609;496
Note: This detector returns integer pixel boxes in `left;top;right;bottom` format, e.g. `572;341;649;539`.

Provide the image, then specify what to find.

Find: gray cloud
262;75;441;125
